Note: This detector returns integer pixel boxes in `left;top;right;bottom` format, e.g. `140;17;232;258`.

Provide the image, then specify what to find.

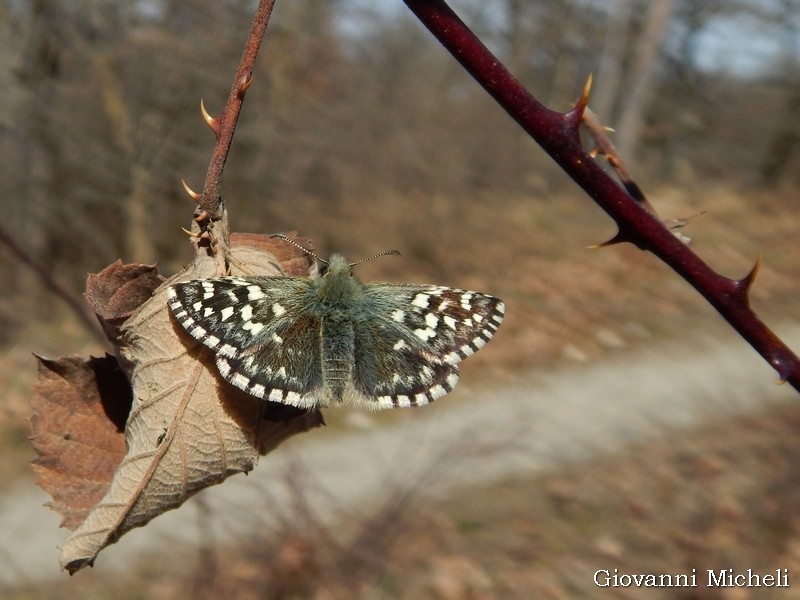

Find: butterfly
167;245;504;410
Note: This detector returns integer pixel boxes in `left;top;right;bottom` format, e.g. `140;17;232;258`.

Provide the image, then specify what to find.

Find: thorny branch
581;107;701;241
403;0;800;392
186;0;278;258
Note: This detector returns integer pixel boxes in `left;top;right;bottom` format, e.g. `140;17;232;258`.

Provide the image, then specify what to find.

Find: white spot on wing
413;327;436;341
247;285;265;301
377;396;394;408
231;373;251;390
429;384;447;398
241;304;253;321
217;358;231;377
220;306;235;321
190;326;207;339
447;372;459;388
219;344;238;358
412;293;430;308
444;352;460;365
243;319;264;335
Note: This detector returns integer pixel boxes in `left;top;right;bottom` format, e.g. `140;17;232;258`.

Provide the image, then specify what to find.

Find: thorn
194;209;210;224
238;73;253;95
580;72;593;108
588;231;626;249
739;253;762;293
181;179;201;202
181;227;202;238
200;99;219;132
588;145;600;158
565;72;593;128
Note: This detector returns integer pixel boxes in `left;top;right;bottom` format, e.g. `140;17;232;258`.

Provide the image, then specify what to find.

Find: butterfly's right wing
167;276;325;408
351;283;504;409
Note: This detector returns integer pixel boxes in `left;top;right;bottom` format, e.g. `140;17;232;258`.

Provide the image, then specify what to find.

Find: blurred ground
1;321;798;598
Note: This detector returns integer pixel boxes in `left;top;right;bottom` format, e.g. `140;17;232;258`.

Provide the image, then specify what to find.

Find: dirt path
2;325;798;588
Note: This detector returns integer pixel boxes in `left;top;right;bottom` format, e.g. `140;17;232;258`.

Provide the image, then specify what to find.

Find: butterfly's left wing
351;283;504;409
167;276;326;408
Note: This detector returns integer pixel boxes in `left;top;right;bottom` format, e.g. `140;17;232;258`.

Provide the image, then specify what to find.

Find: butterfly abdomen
320;317;355;403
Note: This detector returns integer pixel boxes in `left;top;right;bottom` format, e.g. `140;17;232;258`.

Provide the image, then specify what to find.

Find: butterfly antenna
269;233;327;265
349;249;401;267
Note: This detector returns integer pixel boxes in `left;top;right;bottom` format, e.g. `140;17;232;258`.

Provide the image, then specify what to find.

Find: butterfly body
167;253;504;410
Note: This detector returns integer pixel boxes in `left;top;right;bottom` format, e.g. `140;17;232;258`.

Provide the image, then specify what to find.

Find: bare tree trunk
759;0;800;187
592;0;633;121
15;0;63;318
615;0;675;164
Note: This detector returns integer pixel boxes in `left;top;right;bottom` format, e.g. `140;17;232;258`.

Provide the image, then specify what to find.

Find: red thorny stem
403;0;800;392
192;0;277;249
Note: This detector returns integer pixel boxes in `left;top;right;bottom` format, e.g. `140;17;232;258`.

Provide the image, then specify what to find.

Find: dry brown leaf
30;355;131;531
85;261;165;347
230;231;314;276
58;240;324;573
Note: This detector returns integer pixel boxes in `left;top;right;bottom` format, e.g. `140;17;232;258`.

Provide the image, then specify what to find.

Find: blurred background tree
1;0;798;345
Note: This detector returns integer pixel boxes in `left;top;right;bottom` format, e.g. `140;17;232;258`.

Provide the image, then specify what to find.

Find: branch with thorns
180;0;277;275
402;0;800;392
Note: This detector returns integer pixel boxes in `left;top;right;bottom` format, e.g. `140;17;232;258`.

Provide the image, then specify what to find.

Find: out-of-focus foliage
1;0;799;342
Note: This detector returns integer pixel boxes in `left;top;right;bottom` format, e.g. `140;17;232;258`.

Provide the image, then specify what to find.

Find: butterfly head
315;253;360;305
319;253;353;277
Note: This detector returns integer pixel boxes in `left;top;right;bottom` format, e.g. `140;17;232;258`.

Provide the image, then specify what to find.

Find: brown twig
403;0;800;392
0;223;107;345
189;0;277;260
581;105;656;215
582;107;702;244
